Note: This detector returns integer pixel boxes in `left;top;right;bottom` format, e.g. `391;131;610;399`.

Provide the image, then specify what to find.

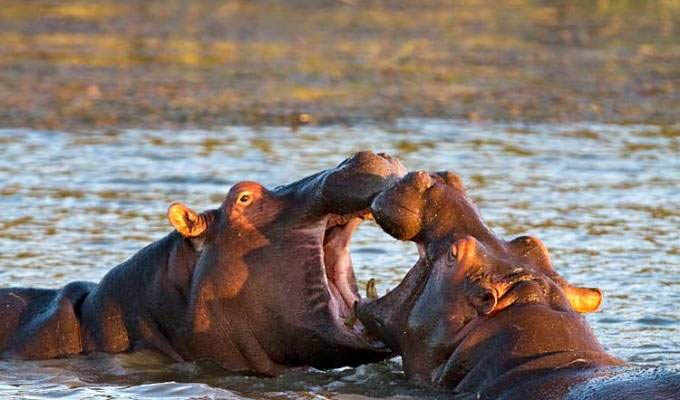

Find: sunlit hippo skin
0;151;405;375
356;171;680;399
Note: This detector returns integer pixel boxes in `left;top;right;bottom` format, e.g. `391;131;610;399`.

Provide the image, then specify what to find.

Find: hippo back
565;367;680;400
0;282;95;359
472;366;680;400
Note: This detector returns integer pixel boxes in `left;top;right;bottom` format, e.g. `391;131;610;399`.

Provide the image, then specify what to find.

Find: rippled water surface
0;121;679;399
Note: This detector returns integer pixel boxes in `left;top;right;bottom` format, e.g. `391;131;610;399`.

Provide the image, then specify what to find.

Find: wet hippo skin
0;151;405;376
356;171;680;399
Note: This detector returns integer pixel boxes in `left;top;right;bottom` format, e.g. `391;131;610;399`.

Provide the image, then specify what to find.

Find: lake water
0;120;678;399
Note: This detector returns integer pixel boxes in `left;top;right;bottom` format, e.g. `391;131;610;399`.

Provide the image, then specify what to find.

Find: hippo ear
564;285;603;313
167;202;208;238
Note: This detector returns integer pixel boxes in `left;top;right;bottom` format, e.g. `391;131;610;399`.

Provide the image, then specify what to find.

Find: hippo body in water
0;152;405;375
357;171;680;399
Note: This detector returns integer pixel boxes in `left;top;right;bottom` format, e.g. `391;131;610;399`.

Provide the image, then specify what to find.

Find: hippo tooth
366;278;378;299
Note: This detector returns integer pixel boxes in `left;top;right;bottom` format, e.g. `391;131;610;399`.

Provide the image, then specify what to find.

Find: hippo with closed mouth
0;151;404;375
356;171;680;399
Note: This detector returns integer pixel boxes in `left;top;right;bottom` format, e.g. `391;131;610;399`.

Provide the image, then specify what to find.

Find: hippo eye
236;191;254;206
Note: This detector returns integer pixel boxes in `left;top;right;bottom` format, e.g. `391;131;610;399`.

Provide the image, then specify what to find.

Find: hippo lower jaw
320;210;387;348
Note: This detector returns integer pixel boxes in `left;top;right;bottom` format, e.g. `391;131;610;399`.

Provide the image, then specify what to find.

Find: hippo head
357;171;610;388
167;152;405;374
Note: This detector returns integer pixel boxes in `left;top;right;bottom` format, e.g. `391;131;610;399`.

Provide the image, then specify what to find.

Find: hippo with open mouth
0;151;404;375
356;171;680;399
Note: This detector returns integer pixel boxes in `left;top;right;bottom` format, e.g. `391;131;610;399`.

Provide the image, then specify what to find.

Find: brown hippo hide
0;151;405;376
356;171;680;399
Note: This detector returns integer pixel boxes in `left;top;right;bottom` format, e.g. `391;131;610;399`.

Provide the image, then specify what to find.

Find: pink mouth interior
322;213;368;332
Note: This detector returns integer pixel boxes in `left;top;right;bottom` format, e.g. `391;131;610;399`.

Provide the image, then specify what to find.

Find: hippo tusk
366;279;378;300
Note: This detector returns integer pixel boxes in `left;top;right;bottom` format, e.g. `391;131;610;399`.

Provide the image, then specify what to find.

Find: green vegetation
0;0;678;129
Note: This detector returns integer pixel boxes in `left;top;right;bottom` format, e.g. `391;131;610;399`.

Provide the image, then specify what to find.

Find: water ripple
0;120;678;398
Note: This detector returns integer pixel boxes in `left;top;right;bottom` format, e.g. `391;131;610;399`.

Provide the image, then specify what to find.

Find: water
2;1;679;128
0;120;678;398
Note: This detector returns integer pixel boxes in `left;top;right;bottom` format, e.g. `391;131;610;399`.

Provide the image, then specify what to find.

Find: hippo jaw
282;152;408;359
282;151;408;350
321;211;369;333
355;253;431;356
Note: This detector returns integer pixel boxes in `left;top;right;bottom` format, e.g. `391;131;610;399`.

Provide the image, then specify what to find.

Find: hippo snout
318;151;407;215
369;170;437;241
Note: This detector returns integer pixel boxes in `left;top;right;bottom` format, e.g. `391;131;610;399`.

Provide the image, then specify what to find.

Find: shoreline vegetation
0;0;678;130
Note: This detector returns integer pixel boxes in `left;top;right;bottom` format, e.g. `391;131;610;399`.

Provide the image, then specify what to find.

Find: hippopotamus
0;151;405;376
356;171;680;399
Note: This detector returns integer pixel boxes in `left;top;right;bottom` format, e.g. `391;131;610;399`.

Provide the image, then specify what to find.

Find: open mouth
321;209;377;338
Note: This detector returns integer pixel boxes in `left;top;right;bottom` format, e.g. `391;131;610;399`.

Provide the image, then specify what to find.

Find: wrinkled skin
0;151;405;375
357;171;680;399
